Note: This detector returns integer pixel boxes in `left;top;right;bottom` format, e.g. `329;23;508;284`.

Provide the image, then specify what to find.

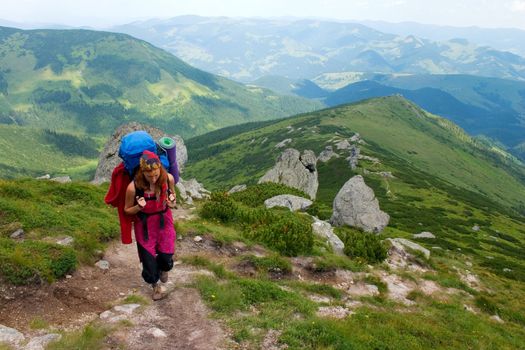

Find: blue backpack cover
118;131;169;176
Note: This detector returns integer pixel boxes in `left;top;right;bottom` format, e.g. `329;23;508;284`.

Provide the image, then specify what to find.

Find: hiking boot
152;283;165;301
160;270;169;283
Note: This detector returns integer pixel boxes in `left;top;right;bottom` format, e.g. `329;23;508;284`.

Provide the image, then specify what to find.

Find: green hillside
0;26;322;139
186;95;525;211
0;124;102;179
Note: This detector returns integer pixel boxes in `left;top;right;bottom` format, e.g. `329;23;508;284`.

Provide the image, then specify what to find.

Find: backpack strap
134;179;172;242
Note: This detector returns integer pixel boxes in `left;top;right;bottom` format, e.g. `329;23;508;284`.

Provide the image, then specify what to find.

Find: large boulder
330;175;389;233
264;194;313;211
92;122;187;184
311;217;345;255
258;148;318;199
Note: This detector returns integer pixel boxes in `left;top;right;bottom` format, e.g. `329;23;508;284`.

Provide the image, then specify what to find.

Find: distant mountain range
360;20;525;58
0;26;321;139
111;16;525;82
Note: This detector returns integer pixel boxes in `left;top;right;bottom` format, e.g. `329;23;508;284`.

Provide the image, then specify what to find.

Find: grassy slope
0;124;102;179
186;96;525;210
181;96;525;348
0;27;322;139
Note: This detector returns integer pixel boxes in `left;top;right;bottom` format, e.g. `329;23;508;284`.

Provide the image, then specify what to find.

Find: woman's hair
134;165;169;202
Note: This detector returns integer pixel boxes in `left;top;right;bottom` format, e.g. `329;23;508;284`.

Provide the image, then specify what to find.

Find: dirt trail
0;207;227;350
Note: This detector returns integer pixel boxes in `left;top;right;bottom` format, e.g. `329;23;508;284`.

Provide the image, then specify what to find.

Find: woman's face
143;168;160;184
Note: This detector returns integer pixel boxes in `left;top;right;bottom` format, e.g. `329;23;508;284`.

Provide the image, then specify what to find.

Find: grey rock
317;146;339;162
259;148;318;199
335;139;351;150
10;228;24;239
95;260;110;270
349;133;361;143
490;315;504;323
227;184;247;194
388;238;430;259
55;236;74;246
275;138;292;148
99;310;115;319
472;225;480;231
0;324;24;345
345;145;361;169
25;333;61;350
330;175;389;233
50;176;71;183
413;231;436;239
311;217;345;255
114;303;141;315
36;174;50;180
92;122;187;184
147;327;167;338
194;236;203;242
177;178;210;200
264;195;313;212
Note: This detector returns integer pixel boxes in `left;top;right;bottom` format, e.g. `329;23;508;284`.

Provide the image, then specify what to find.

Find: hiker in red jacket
124;150;177;300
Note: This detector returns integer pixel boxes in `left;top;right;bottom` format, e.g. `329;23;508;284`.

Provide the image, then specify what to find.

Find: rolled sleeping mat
158;136;179;183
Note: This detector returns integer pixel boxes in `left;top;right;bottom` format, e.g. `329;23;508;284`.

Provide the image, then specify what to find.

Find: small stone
147;327;167;338
25;333;61;350
100;310;114;319
36;174;51;180
10;229;24;239
413;231;435;239
56;236;74;246
490;315;504;323
503;268;512;272
193;236;203;242
466;262;473;267
472;225;480;231
95;260;110;270
50;176;72;183
66;275;73;279
114;304;141;315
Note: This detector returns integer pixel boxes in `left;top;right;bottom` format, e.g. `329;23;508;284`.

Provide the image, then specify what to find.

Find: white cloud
510;0;525;12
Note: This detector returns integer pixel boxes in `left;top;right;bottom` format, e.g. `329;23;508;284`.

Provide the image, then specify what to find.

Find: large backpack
118;131;169;176
106;130;178;244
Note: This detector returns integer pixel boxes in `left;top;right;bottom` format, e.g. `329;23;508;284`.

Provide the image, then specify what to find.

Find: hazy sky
3;0;525;30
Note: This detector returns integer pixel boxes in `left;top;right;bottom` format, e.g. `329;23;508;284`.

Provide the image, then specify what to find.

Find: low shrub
306;201;332;221
0;238;77;284
200;190;314;256
200;192;239;223
230;182;308;207
246;213;313;256
240;254;292;274
337;226;388;264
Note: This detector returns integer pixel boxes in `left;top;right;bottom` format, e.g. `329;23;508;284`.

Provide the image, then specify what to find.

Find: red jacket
104;163;134;244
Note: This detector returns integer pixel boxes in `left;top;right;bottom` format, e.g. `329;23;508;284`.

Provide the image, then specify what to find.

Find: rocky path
0;208;227;350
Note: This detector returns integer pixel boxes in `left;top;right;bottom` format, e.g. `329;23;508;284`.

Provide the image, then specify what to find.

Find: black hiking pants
137;242;174;284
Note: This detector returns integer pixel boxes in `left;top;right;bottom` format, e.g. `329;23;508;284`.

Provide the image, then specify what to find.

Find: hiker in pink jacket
124;150;177;300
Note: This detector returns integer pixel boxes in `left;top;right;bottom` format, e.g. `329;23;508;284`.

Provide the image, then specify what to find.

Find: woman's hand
167;193;177;209
136;196;146;209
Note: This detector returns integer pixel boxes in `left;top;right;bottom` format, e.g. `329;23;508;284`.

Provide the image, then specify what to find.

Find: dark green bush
200;192;239;223
0;238;77;284
474;295;500;315
230;182;309;207
306;201;332;221
240;254;292;274
246;213;313;256
200;190;314;256
337;226;388;263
